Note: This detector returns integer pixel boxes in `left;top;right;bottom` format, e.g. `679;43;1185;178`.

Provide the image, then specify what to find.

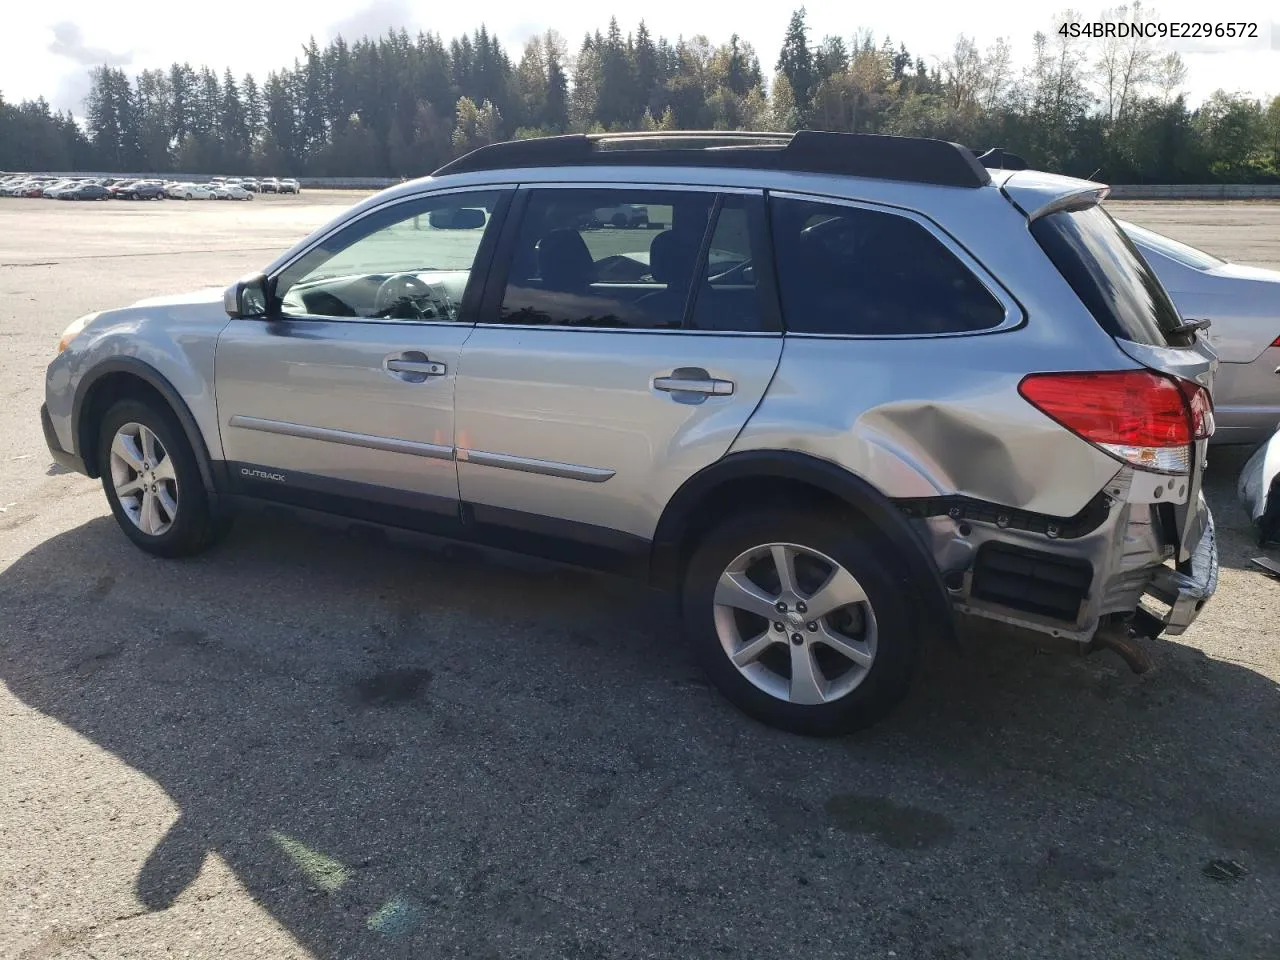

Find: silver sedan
1121;219;1280;445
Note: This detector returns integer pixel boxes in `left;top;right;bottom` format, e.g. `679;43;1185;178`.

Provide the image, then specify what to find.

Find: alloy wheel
109;422;179;536
712;542;878;705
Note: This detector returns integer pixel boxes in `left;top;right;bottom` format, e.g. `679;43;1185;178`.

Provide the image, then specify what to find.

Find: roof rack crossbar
431;130;993;189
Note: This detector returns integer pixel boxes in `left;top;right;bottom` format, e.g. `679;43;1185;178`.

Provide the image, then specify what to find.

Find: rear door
451;184;783;564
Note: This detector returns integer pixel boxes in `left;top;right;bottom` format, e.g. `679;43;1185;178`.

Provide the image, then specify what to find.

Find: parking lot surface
1;194;1278;959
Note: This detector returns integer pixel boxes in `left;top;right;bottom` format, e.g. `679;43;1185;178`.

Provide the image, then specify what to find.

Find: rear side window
1031;204;1191;347
768;197;1006;336
497;188;714;330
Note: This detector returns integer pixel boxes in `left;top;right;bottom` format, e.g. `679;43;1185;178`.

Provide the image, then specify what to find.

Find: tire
681;506;921;736
97;398;229;558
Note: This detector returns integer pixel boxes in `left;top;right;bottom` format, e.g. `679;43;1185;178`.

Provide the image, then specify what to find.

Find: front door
215;188;507;530
452;185;784;565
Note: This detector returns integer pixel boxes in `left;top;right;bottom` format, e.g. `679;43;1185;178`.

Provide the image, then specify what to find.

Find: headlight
57;312;99;353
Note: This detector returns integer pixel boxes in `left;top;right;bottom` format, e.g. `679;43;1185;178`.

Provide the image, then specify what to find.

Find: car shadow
1;500;1278;957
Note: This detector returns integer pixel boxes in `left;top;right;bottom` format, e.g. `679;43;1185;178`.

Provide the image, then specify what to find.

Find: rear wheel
681;507;921;736
98;398;229;558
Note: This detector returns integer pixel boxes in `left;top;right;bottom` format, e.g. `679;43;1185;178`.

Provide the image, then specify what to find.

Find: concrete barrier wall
1107;184;1280;199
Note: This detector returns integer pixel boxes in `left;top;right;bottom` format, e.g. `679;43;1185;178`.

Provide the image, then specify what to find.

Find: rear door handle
653;368;735;397
385;351;447;381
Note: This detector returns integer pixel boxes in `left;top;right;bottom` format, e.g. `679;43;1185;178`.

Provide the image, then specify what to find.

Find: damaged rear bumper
910;478;1218;645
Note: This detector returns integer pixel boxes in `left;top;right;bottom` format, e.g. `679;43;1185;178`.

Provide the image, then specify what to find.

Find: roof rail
432;130;993;189
972;147;1029;171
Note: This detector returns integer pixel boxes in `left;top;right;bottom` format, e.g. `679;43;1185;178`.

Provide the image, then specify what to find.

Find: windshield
1116;220;1225;271
1031;204;1193;348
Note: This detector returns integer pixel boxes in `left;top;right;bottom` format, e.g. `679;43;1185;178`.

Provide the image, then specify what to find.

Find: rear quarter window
768;196;1007;336
1030;204;1192;347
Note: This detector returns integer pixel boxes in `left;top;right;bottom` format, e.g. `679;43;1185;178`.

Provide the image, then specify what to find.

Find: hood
1207;261;1280;284
129;287;226;309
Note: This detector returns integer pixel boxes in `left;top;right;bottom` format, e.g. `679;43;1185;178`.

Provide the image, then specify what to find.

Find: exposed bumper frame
1141;509;1218;636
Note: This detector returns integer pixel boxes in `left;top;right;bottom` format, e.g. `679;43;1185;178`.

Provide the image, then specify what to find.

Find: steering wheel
373;273;451;320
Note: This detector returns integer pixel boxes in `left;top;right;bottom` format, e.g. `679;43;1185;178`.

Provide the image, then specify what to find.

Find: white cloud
327;0;420;44
47;21;132;67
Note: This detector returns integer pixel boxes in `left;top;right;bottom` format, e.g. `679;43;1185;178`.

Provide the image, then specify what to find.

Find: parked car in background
1120;219;1280;445
259;177;280;193
42;180;78;198
114;180;164;200
167;183;217;200
0;178;43;196
212;183;253;200
1239;422;1280;545
240;178;261;193
108;180;138;197
278;178;301;194
130;181;168;200
592;202;649;228
60;183;111;201
42;131;1220;735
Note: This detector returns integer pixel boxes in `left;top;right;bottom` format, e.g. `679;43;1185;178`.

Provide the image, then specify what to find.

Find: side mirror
224;273;271;319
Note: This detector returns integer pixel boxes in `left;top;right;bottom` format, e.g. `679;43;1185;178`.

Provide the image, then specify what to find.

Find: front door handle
385;351;446;382
653;368;735;398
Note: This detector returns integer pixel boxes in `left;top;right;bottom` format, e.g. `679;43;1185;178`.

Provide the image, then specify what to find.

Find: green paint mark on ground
269;831;351;893
368;896;422;936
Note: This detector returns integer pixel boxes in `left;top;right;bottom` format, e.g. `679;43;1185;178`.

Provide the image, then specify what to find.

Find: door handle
384;351;447;382
653;369;735;397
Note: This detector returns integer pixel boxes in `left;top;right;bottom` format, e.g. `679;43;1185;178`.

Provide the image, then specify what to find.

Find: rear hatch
1006;175;1216;562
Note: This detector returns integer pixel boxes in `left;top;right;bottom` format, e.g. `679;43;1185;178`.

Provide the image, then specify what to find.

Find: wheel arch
650;449;957;648
73;358;218;498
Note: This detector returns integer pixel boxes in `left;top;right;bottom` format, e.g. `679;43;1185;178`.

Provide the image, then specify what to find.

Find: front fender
70;358;220;496
49;300;230;492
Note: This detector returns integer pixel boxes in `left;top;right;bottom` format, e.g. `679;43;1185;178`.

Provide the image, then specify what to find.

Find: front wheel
681;507;921;736
98;398;229;558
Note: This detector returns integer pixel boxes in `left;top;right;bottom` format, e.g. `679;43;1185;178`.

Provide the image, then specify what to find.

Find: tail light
1018;370;1213;474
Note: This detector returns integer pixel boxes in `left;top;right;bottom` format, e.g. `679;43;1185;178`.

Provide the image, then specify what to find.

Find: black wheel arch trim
71;357;219;498
650;449;957;647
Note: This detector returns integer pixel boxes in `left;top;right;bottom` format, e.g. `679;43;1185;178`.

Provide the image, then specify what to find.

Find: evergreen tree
776;9;815;119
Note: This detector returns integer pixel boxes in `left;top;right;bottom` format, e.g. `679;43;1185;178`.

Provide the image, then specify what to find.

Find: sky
2;0;1277;118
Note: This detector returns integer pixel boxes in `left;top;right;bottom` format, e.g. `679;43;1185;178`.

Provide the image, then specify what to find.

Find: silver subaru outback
41;131;1219;735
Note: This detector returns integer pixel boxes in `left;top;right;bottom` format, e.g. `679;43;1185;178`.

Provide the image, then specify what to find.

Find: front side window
275;190;502;321
496;189;716;330
769;196;1006;336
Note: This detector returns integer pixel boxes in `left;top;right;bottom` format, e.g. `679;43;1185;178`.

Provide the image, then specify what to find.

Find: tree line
2;6;1279;183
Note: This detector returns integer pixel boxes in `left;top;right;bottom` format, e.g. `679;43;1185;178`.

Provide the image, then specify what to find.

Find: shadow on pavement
2;491;1277;958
